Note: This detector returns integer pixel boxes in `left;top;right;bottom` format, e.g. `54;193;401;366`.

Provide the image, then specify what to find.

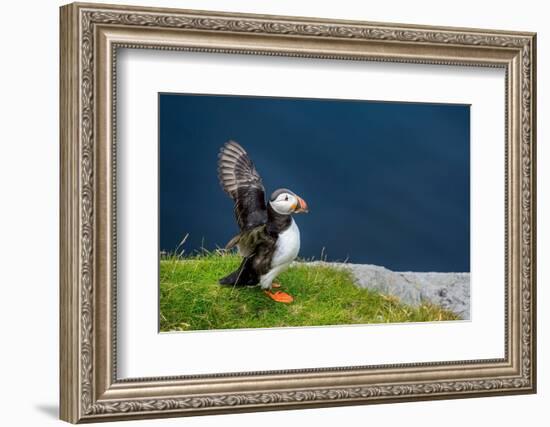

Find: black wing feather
217;141;267;231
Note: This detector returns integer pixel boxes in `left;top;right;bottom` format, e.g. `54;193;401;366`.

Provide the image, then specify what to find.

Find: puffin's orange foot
264;290;293;304
271;282;281;289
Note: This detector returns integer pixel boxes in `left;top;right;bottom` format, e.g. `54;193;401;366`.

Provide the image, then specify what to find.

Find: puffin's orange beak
294;196;309;213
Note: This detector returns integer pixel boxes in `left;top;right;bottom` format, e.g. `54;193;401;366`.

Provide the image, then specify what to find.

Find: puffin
217;140;309;303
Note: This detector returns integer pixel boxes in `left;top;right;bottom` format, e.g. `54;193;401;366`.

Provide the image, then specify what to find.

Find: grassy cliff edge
160;253;459;332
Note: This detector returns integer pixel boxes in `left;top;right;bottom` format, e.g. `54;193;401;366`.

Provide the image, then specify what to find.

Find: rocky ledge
304;261;470;320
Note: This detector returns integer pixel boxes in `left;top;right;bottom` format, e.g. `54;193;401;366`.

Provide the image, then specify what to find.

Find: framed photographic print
59;2;537;423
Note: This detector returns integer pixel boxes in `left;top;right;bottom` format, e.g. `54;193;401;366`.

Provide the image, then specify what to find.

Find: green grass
159;252;459;332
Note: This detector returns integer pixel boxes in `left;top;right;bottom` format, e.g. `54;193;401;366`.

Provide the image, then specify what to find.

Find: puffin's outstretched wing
217;141;268;232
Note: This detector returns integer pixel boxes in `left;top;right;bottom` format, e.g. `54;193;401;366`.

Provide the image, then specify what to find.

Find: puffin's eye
284;195;288;201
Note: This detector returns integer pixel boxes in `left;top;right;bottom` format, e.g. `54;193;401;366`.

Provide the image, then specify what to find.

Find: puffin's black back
234;187;268;231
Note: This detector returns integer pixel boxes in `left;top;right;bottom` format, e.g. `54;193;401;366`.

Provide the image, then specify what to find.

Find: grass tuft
159;252;459;332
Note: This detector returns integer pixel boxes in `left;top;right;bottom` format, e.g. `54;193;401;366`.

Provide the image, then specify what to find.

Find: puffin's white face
269;191;309;216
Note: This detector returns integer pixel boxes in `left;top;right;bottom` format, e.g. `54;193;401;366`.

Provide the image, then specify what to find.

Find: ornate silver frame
60;2;537;423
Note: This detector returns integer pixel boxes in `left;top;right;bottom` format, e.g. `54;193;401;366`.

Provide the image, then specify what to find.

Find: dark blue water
159;93;470;272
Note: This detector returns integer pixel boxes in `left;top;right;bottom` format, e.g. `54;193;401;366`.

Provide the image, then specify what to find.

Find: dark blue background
159;93;470;272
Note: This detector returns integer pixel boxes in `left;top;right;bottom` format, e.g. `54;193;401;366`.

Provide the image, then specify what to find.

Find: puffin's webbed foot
264;290;293;304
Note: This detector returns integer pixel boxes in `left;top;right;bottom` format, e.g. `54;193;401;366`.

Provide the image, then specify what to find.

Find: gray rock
300;261;470;319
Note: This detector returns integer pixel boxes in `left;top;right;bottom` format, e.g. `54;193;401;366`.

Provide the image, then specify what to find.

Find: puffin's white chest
272;219;301;268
